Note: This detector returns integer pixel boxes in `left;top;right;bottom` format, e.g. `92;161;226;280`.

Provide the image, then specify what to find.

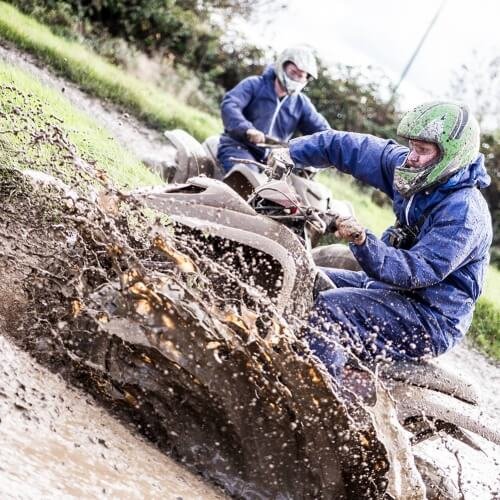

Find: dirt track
0;336;226;499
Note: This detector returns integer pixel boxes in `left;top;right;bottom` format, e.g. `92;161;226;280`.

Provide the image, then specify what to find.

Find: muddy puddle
0;336;227;499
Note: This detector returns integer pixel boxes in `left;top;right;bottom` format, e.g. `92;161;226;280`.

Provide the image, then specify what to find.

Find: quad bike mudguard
134;176;317;318
163;129;221;182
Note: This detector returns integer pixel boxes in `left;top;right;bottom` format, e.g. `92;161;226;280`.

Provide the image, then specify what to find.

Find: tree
449;51;500;131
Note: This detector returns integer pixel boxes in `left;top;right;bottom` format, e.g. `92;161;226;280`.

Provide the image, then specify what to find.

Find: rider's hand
246;128;266;144
334;215;366;246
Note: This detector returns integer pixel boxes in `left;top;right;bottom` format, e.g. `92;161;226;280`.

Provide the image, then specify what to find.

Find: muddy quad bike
160;130;352;249
130;161;500;498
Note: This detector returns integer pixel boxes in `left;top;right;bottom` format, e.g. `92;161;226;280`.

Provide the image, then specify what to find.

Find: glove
246;128;266;144
267;147;294;179
334;215;366;246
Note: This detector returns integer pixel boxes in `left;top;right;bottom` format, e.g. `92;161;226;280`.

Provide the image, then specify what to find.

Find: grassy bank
0;61;159;189
0;1;220;141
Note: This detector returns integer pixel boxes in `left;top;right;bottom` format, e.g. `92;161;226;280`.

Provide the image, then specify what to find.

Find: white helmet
275;46;318;96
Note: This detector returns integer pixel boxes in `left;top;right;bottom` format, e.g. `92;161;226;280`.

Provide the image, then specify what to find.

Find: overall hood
262;65;277;82
440;153;491;191
395;153;490;226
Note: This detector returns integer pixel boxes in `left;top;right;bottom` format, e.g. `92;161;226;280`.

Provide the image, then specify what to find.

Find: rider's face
406;140;440;169
284;62;308;83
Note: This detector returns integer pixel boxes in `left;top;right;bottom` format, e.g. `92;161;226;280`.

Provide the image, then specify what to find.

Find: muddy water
413;345;500;498
0;335;227;499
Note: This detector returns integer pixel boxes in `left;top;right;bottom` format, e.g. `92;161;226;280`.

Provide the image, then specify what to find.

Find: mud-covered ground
0;336;226;499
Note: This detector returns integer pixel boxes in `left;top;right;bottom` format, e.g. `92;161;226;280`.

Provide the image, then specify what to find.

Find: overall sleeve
297;97;330;135
289;130;407;196
351;196;487;290
221;77;259;141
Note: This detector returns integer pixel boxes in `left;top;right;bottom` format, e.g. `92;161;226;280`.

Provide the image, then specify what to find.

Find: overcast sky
242;0;500;111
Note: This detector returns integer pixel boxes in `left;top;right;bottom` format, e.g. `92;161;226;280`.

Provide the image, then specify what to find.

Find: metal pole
390;0;448;101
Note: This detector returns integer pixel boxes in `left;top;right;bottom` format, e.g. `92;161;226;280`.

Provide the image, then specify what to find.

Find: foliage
306;62;400;138
6;0;272;100
467;298;500;360
0;2;221;140
479;131;500;268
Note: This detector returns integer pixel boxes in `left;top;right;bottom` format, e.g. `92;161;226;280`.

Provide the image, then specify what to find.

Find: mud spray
0;83;457;499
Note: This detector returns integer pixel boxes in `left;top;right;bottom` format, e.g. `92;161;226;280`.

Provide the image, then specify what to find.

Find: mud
0;335;226;500
413;345;500;499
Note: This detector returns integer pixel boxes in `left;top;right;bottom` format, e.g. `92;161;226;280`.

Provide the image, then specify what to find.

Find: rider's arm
296;96;330;135
350;194;491;291
289;130;408;197
221;77;259;141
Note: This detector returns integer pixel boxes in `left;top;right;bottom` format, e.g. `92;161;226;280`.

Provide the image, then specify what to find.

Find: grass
0;1;221;142
467;298;500;359
318;171;393;236
0;60;160;189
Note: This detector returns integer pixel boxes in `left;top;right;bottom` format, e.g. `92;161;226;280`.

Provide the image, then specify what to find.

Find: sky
240;0;500;114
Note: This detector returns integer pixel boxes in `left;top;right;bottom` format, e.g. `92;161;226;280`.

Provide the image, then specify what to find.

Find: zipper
404;194;415;225
267;95;288;137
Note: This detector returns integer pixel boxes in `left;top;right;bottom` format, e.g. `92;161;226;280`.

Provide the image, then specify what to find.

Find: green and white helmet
275;46;318;96
394;101;480;197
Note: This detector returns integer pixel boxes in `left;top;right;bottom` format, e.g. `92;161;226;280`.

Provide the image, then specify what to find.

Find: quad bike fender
223;164;268;200
134;177;317;317
163;129;218;182
201;135;225;180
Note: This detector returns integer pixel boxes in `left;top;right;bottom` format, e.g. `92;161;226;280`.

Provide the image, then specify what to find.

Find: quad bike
13;156;498;498
160;130;353;249
128;160;500;498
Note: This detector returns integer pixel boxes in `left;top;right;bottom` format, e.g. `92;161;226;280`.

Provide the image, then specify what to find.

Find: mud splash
0;85;391;498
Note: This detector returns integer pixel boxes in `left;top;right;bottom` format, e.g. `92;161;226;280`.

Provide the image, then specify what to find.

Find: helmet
394;101;480;197
275;46;318;96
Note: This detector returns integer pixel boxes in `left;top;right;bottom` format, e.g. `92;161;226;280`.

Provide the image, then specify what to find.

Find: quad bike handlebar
255;135;288;149
229;154;339;236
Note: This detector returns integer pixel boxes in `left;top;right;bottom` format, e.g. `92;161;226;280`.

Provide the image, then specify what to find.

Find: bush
468;297;500;360
306;62;400;138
